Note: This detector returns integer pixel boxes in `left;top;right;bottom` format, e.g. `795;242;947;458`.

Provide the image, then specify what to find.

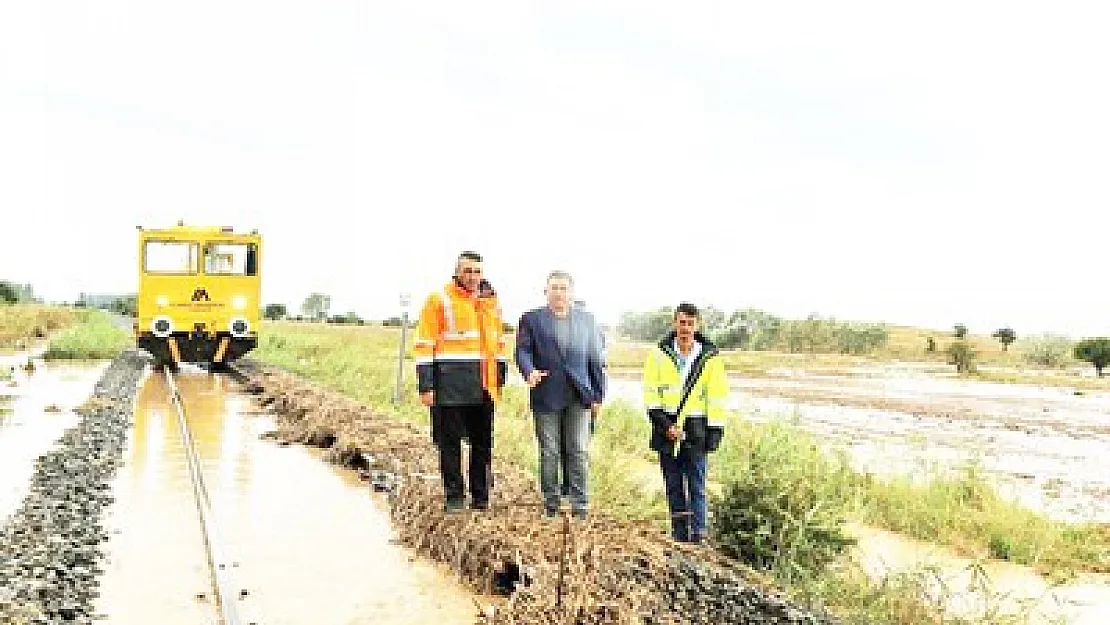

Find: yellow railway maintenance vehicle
136;222;261;370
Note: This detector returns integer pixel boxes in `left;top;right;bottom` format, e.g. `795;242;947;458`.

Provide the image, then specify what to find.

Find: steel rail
165;368;245;625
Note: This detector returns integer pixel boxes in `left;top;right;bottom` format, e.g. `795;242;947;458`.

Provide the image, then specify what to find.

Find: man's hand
590;402;602;419
526;370;549;388
666;425;681;442
419;391;434;407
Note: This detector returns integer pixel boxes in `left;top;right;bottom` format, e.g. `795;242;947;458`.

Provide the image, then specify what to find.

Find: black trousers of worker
432;402;494;506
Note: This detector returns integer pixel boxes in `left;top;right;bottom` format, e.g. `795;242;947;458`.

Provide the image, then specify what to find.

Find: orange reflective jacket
414;281;507;405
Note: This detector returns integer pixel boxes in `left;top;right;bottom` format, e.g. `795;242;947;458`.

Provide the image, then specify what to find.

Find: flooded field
95;368;481;625
608;364;1110;623
610;364;1110;523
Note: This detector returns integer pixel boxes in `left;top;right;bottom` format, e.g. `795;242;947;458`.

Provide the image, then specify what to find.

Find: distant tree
954;324;968;339
110;295;137;317
1074;338;1110;377
0;281;17;304
947;340;977;374
263;303;287;320
991;327;1017;351
301;293;331;321
617;308;674;342
700;306;729;337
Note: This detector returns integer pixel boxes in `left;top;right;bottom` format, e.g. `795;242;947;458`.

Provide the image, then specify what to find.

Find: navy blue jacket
515;306;606;413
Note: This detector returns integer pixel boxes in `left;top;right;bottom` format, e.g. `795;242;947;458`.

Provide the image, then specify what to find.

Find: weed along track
233;359;840;625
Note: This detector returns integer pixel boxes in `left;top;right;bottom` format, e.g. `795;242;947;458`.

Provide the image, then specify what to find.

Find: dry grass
0;305;79;349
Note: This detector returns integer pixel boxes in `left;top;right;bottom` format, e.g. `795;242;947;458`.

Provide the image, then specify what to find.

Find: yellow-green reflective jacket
642;332;728;456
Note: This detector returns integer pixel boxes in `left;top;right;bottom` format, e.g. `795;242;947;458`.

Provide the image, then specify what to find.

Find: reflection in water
98;368;480;625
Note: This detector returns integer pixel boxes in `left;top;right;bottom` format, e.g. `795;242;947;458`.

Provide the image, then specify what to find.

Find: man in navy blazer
515;270;606;519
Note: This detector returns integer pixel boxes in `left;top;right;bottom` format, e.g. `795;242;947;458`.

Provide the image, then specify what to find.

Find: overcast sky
1;1;1107;337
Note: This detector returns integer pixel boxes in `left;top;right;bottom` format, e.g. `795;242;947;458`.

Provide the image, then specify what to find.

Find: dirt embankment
234;359;839;625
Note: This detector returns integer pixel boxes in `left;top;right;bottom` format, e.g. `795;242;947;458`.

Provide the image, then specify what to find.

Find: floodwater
0;355;107;523
854;524;1110;625
96;368;482;625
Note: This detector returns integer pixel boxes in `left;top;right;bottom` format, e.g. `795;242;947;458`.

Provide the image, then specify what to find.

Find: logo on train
191;287;211;302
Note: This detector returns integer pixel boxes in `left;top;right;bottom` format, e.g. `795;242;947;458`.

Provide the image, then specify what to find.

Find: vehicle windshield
144;241;199;274
204;242;257;276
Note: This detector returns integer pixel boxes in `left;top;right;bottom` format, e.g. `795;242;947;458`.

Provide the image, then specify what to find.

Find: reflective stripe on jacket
642;331;727;456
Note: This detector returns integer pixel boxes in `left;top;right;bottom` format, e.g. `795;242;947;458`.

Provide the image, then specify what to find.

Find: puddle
0;359;108;523
96;369;482;625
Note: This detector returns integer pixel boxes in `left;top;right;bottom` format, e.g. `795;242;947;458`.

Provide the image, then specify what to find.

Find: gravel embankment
0;350;148;624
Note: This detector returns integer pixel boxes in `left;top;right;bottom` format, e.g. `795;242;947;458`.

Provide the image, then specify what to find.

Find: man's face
545;276;572;311
455;257;483;293
673;312;699;341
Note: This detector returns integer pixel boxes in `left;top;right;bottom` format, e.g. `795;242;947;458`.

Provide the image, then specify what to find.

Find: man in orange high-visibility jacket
414;250;508;513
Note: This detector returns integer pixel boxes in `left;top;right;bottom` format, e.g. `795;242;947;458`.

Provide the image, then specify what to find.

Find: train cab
136;223;262;370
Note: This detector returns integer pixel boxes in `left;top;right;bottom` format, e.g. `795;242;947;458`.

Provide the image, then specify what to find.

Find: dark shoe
444;499;465;515
470;500;490;511
572;509;588;520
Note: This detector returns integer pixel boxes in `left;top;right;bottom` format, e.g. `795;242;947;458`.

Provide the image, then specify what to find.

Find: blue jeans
534;404;591;514
659;448;708;542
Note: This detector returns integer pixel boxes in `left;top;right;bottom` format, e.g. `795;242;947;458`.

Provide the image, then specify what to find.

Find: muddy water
853;524;1110;625
0;357;107;522
96;369;481;625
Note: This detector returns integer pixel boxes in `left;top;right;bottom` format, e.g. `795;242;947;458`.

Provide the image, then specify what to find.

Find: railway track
163;367;254;625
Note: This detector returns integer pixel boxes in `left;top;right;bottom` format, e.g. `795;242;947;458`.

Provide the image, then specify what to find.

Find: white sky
1;1;1107;337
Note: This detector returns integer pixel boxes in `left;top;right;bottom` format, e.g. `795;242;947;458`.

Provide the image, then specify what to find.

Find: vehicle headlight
152;316;173;338
232;295;247;310
156;296;169;307
229;317;250;338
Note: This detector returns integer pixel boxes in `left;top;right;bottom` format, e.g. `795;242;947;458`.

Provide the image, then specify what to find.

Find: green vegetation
263;303;287;320
617;307;890;354
0;280;37;305
991;328;1017;351
715;416;1109;576
947;339;978;374
1020;334;1073;368
0;305;79;349
42;310;130;360
254;322;1106;624
711;421;858;582
1074;338;1110;377
300;292;331;320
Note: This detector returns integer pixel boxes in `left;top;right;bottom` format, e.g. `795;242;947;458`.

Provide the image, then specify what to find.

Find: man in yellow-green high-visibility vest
642;302;729;543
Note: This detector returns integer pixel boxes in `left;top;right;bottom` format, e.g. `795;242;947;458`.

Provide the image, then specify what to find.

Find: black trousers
432;402;494;505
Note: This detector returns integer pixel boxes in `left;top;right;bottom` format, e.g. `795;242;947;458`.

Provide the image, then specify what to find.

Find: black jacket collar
658;331;719;359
